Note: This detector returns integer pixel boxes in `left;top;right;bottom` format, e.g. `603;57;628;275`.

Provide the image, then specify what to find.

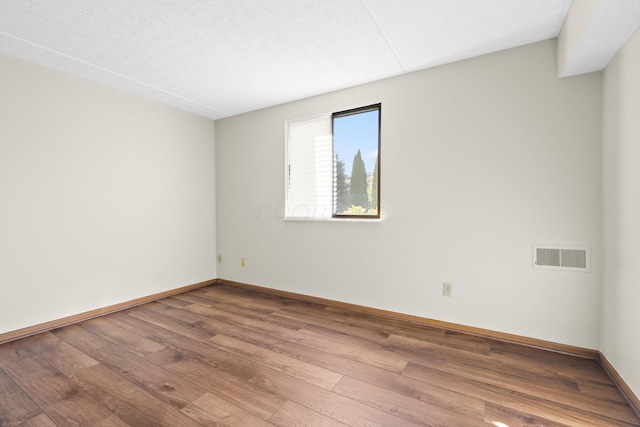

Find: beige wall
216;40;603;349
4;32;636;397
0;54;216;334
601;28;640;398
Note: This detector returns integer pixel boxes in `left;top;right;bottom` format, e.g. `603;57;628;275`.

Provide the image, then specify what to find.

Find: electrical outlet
217;255;222;263
241;257;246;267
443;282;452;297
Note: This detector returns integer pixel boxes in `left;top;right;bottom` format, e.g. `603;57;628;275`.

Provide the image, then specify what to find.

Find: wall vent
533;245;590;272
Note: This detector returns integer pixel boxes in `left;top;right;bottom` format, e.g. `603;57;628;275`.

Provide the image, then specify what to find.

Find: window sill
283;217;382;223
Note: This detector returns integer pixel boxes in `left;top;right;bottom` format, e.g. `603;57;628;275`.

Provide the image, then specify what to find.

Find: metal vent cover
533;245;590;272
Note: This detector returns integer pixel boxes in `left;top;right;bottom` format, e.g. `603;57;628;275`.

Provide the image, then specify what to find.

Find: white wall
601;29;640;398
0;54;216;335
216;40;603;349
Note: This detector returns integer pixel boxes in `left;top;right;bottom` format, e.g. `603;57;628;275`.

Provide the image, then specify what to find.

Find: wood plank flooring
1;284;638;426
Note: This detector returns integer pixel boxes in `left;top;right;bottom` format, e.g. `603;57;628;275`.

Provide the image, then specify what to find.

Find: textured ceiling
0;1;637;120
559;0;640;77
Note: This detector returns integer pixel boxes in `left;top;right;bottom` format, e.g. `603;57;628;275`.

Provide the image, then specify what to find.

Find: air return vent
533;245;590;272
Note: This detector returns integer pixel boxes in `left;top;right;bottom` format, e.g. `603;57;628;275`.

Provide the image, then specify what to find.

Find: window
285;104;380;220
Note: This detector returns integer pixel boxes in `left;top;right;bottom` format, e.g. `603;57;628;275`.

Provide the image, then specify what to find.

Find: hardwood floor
1;284;638;426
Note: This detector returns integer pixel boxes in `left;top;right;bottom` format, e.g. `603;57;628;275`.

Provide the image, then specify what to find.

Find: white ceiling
0;1;639;120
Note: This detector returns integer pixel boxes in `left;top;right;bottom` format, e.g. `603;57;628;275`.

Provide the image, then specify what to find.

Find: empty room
1;1;639;426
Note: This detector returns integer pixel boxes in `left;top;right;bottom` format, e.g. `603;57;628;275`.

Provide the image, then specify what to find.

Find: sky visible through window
333;109;379;176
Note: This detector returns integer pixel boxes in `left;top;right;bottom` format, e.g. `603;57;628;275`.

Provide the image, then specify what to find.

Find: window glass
333;105;380;217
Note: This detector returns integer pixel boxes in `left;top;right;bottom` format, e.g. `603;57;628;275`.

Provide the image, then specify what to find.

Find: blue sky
333;109;379;176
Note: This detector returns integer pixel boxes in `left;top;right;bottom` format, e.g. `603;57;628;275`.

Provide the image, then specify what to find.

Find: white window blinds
285;114;333;220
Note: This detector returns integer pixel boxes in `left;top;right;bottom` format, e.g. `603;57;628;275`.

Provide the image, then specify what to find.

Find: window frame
284;103;381;221
332;103;381;219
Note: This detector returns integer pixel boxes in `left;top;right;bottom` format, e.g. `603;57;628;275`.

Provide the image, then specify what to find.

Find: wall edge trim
217;278;599;360
4;276;636;417
0;279;216;345
219;279;640;411
599;352;640;418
